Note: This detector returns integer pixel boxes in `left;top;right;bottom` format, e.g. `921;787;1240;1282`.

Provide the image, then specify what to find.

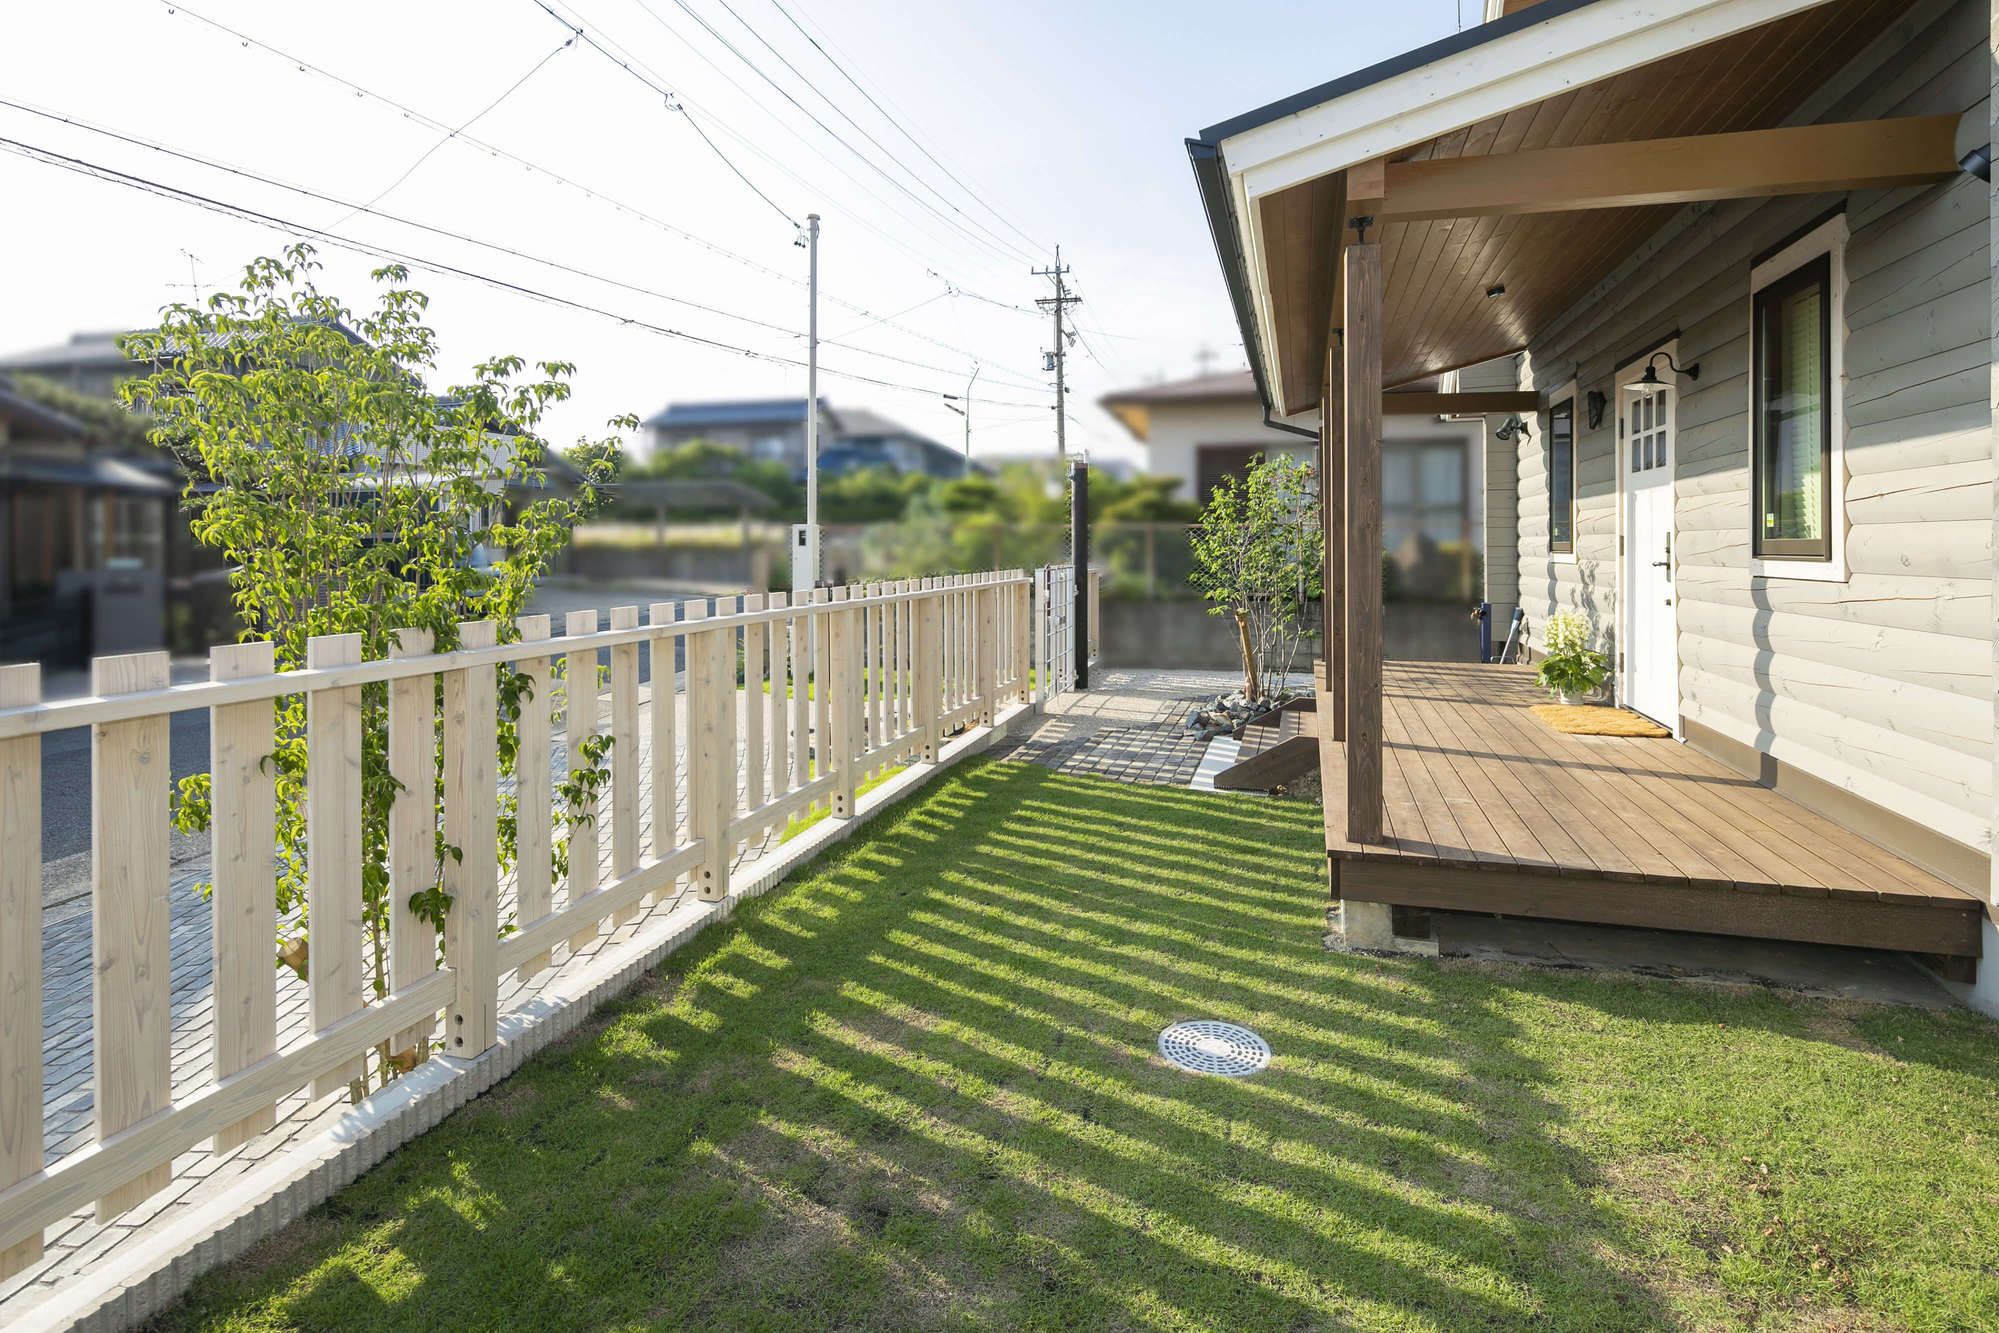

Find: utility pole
962;364;978;476
1033;246;1080;457
794;213;821;592
943;364;980;477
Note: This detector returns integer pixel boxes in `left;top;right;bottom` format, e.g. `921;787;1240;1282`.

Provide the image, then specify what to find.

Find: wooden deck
1323;661;1985;964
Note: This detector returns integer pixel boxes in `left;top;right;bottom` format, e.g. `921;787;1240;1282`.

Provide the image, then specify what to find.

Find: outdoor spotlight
1494;415;1532;443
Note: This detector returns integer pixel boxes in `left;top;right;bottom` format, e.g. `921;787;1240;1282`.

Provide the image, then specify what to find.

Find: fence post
811;587;831;785
973;574;997;726
684;600;730;902
828;587;858;817
647;601;680;872
715;595;742;861
766;592;789;797
90;651;173;1219
609;605;641;928
0;664;39;1277
305;632;365;1099
211;641;279;1147
444;620;499;1058
914;582;942;762
1014;572;1032;706
1088;569;1101;667
511;616;554;979
743;593;766;813
563;609;601;953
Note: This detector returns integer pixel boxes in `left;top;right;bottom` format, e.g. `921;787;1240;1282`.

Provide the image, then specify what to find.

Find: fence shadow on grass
160;759;1680;1332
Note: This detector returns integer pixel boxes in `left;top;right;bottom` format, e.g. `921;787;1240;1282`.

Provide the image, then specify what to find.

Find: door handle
1650;560;1669;567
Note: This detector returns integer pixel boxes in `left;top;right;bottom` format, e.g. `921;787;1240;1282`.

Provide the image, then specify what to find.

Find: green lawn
162;760;1999;1332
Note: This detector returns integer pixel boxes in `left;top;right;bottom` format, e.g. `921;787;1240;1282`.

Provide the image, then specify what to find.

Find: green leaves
126;244;630;1077
1188;455;1324;702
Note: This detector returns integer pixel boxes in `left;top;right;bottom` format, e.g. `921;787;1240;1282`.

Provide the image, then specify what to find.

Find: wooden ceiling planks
1254;0;1913;396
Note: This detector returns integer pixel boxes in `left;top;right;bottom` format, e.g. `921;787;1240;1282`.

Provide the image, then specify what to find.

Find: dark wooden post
1343;240;1383;843
1321;340;1345;740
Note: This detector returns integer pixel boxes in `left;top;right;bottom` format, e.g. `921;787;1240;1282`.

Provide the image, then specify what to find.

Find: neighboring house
1102;365;1497;602
1188;0;1999;1012
0;327;589;651
644;397;974;479
0;376;177;662
0;329;134;399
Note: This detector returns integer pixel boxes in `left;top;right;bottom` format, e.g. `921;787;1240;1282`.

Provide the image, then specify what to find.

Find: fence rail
0;568;1050;1277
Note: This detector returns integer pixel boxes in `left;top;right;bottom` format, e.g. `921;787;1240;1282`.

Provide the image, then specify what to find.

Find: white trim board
1219;0;1842;200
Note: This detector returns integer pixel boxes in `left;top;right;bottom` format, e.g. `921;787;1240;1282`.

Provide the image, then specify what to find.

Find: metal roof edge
1194;0;1609;147
1186;138;1278;418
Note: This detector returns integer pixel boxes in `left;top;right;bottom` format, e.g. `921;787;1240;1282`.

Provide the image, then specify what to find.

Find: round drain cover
1157;1020;1271;1077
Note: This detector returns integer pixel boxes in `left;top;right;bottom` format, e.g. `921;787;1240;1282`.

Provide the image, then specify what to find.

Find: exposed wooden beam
1383;391;1539;415
1346;156;1387;219
1343;242;1383;845
1378;116;1962;222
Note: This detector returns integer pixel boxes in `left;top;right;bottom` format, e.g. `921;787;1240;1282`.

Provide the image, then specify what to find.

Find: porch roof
1189;0;1921;415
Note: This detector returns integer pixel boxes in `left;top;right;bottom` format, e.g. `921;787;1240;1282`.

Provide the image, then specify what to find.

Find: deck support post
1321;321;1346;739
1343;238;1384;844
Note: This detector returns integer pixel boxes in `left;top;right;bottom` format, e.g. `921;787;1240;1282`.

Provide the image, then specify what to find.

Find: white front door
1618;357;1678;726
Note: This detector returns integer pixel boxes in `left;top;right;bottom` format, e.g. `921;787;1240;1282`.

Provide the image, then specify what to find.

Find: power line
327;34;574;230
137;2;1039;374
526;0;799;228
629;0;1032;271
0;97;1048;391
762;0;1047;258
696;0;1038;266
0;134;1061;411
599;0;1012;283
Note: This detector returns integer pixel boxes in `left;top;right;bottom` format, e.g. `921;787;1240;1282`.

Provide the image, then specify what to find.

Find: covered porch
1189;0;1993;977
1321;661;1985;971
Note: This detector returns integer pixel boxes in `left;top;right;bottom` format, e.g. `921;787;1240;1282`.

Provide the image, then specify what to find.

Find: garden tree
121;245;629;1090
1189;454;1323;704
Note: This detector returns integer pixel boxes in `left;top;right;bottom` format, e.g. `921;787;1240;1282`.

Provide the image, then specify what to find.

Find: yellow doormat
1530;704;1671;738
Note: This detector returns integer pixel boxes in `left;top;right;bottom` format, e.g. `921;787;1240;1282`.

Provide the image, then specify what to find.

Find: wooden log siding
1505;0;1994;863
0;572;1037;1269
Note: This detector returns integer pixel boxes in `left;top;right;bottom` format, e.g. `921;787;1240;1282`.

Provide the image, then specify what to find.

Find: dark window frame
1547;396;1575;556
1751;252;1834;561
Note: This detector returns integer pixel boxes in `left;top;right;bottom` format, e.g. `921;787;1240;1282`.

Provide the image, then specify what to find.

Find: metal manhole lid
1157;1019;1271;1077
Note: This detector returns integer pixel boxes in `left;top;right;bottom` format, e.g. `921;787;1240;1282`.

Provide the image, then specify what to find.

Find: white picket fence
0;569;1044;1280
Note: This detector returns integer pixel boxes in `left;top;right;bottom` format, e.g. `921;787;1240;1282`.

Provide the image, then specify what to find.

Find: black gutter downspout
1263;408;1317;439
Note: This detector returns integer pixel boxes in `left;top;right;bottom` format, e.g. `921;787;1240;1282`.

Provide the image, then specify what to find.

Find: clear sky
0;0;1476;470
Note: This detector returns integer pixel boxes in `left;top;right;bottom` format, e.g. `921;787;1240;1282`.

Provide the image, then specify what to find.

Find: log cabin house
1188;0;1999;1013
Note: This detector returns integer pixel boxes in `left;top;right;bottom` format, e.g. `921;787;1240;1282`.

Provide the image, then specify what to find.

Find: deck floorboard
1323;662;1982;955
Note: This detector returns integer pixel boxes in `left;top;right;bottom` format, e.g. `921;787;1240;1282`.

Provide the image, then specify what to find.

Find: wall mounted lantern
1623;351;1700;394
1585;390;1607;429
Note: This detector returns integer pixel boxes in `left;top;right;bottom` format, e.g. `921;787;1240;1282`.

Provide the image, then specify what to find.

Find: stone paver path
990;668;1241;786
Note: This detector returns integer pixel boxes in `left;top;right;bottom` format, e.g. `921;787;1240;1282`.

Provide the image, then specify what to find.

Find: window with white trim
1547;395;1574;556
1753;254;1832;559
1747;213;1846;580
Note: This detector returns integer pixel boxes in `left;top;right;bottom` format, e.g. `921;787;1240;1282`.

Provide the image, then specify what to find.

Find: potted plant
1534;610;1609;704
